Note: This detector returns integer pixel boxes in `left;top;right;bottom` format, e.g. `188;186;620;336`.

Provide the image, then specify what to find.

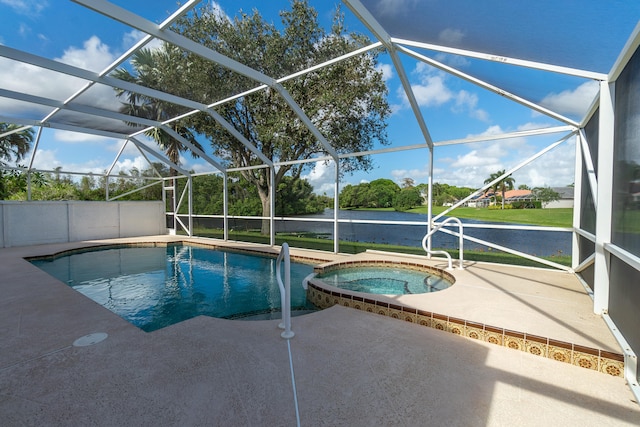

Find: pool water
315;267;452;294
31;244;315;332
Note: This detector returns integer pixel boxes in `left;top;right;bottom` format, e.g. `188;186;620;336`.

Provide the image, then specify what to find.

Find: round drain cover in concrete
73;332;108;347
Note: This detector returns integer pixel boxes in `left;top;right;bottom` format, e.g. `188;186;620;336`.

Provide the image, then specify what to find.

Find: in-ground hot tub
311;259;455;296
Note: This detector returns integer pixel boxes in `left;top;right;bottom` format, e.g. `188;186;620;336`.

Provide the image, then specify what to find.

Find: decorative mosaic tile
340;297;352;308
464;322;485;341
524;334;548;357
431;313;449;331
416;314;431;328
484;326;503;346
363;303;376;313
388;308;402;320
448;317;465;335
599;357;624;377
572;345;599;371
504;330;525;351
547;340;571;364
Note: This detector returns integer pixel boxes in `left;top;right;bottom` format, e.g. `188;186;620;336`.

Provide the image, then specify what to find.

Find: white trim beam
392;38;608;81
129;137;191;177
40;0;201;125
578;130;598;204
433;132;576;221
73;0;275;86
397;45;580;127
160;125;226;173
609;20;640;81
343;0;434;148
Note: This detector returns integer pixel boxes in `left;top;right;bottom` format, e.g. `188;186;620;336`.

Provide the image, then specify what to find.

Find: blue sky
1;0;634;196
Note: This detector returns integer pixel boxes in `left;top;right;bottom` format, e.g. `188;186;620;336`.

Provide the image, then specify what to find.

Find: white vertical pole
572;133;584;270
427;146;434;256
26;126;43;201
223;172;229;241
334;161;340;254
270;167;276;247
188;175;193;237
593;80;615;314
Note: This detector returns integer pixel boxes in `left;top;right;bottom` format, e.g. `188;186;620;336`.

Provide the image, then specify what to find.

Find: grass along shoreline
188;228;571;268
377;206;573;228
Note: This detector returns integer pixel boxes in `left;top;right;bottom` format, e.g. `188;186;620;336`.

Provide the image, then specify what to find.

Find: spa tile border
307;281;624;378
313;259;457;284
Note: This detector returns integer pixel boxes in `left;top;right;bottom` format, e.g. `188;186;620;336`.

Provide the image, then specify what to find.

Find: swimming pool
314;261;454;295
30;244;316;332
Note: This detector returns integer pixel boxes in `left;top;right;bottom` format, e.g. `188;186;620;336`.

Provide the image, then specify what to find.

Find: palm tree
484;170;515;210
112;47;202;173
0;123;34;165
113;47;203;226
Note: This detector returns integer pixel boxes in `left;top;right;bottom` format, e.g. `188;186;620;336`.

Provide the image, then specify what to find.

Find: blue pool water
315;267;452;295
31;244;315;332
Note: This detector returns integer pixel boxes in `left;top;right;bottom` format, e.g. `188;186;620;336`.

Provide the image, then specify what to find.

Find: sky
1;0;638;196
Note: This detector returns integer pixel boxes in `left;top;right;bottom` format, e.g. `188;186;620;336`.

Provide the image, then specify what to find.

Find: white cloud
540;80;599;117
58;35;115;72
113;156;149;174
396;62;488;121
374;0;419;17
376;63;394;81
0;35;121;116
122;30;164;52
301;160;336;196
432;127;576;188
18;22;30;37
53;130;118;144
409;74;452;107
513;138;576;188
1;0;48;15
31;149;107;175
438;28;464;45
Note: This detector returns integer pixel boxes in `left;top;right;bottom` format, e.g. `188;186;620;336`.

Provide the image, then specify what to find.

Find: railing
422;217;464;270
276;242;294;339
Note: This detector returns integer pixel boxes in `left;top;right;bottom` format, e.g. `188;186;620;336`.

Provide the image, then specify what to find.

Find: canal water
272;209;571;257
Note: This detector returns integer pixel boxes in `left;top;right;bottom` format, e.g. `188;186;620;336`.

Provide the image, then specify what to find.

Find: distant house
544;186;574;208
465;187;574;209
466;194;492;208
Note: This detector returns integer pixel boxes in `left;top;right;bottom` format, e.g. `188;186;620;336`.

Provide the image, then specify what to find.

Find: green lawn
407;206;573;228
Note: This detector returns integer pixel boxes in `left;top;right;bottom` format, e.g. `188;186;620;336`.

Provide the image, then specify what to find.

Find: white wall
0;201;166;248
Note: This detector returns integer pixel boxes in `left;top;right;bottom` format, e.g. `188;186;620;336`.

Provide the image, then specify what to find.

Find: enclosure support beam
334;162;340;254
593;80;615;314
571;132;584;271
270;167;276;247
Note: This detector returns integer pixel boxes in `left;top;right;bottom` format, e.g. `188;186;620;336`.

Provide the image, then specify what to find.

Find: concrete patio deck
1;236;638;426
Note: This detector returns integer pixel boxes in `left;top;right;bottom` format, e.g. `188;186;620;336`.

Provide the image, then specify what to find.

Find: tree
401;177;415;188
393;187;422;211
275;176;327;215
167;0;390;232
0;123;34;165
533;186;561;207
368;179;400;208
484;170;515;210
113;47;205;228
113;49;203;172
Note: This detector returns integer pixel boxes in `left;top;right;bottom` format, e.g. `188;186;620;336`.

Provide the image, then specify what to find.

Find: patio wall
0;201;165;248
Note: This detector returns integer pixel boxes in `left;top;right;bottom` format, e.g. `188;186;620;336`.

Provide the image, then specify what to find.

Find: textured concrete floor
1;237;639;426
